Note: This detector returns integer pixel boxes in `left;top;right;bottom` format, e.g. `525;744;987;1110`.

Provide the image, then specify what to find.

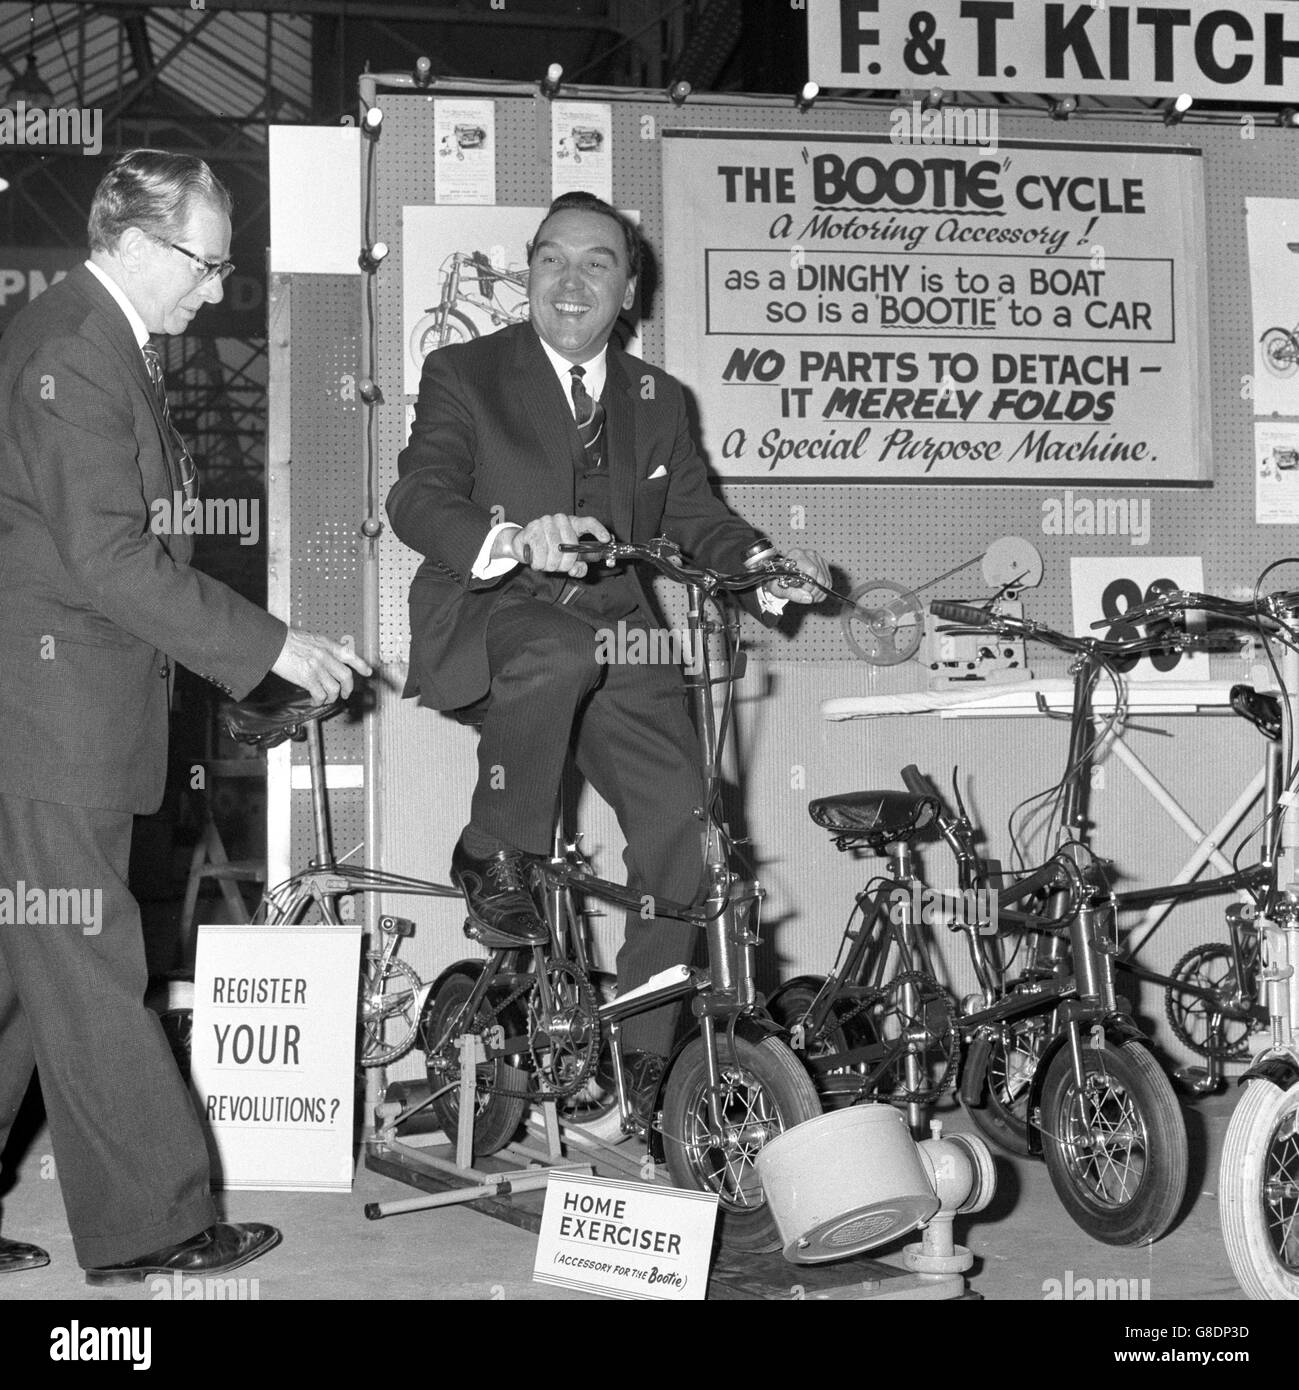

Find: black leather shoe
0;1236;50;1273
451;840;548;946
83;1222;281;1287
622;1051;666;1128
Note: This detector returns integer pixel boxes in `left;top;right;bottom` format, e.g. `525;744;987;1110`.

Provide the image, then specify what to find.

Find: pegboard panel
365;93;1299;672
276;275;367;869
276;89;1299;1064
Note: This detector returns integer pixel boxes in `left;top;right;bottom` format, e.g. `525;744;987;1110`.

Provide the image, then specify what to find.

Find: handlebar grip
930;600;993;626
900;764;943;800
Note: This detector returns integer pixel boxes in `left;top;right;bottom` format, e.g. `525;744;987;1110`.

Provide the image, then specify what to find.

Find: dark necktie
142;342;199;503
570;365;606;472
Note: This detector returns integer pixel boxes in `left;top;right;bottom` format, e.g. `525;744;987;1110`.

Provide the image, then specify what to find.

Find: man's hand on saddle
503;515;611;578
769;547;832;605
272;630;373;703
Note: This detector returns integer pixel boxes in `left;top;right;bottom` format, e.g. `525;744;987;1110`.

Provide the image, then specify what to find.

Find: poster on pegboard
551;101;613;201
433;98;496;204
1246;198;1299;419
1070;555;1208;682
1255;421;1299;524
662;131;1211;484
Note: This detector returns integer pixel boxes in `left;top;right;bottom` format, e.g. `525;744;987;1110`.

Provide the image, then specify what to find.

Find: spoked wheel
1220;1078;1299;1299
1262;327;1299;379
1039;1040;1187;1245
660;1035;821;1252
358;953;423;1067
1164;942;1255;1061
766;977;877;1108
963;1015;1050;1157
408;306;477;368
422;970;528;1157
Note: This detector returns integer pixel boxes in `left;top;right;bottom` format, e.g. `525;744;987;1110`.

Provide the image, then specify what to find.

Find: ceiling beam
88;0;623;30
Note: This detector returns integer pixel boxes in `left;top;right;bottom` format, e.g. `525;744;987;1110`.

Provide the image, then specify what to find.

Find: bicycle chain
437;958;601;1102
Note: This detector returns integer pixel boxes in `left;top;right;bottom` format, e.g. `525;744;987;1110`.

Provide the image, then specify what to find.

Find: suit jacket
0;264;286;814
386;322;766;711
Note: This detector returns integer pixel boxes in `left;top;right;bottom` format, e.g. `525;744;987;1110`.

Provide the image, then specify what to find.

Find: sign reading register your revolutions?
662;131;1209;484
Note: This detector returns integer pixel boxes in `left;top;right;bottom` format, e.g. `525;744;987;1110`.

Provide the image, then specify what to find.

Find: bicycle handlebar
929;599;994;627
559;536;826;597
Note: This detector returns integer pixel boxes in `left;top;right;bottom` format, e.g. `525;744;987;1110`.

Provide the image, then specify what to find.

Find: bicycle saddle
223;691;349;749
1229;684;1282;742
808;790;939;852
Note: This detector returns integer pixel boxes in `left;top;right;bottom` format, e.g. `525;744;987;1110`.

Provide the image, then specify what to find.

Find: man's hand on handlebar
767;547;831;605
505;515;612;577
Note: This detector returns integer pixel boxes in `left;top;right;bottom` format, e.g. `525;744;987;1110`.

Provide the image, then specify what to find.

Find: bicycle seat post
304;716;336;870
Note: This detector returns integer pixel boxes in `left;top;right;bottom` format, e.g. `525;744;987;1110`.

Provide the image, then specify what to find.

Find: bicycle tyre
424;971;528;1157
1039;1039;1187;1245
962;1015;1049;1157
1220;1077;1299;1299
661;1034;821;1253
409;306;476;367
766;977;877;1108
1164;942;1254;1061
1261;328;1299;379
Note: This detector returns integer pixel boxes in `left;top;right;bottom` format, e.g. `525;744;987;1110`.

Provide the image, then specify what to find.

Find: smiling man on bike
387;191;827;1121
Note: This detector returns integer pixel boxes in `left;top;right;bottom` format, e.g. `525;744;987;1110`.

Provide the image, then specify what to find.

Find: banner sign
191;922;362;1191
663;130;1209;483
808;0;1299;104
533;1172;717;1300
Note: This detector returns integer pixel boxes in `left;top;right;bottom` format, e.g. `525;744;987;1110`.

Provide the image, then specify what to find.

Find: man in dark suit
0;150;368;1281
387;192;825;1115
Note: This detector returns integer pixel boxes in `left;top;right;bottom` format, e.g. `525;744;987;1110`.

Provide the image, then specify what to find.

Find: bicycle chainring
525;959;601;1099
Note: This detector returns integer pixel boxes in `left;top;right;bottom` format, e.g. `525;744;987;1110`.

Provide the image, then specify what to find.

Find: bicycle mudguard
1238;1048;1299;1090
645;1012;784;1163
1023;1015;1148;1155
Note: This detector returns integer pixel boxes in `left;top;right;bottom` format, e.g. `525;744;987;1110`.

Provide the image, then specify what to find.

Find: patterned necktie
570;365;606;472
141;342;199;503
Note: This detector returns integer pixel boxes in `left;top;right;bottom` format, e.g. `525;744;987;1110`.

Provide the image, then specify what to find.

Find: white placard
1070;555;1208;682
433;99;496;205
533;1172;717;1300
191;922;362;1191
1255;421;1299;524
551;101;612;202
268;126;361;274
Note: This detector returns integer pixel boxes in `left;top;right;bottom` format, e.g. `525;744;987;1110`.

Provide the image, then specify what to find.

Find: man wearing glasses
0;149;367;1283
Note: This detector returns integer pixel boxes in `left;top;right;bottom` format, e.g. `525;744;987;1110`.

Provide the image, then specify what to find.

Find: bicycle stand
362;1034;594;1221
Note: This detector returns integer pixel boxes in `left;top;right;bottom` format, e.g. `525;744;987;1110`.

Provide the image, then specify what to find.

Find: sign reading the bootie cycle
663;130;1209;484
533;1172;717;1300
191;923;362;1191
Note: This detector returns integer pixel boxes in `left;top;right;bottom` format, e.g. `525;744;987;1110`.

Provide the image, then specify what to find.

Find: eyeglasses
152;236;235;284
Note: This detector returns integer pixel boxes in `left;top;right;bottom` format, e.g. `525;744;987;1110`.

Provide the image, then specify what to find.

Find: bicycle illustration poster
402;205;642;396
1245;198;1299;421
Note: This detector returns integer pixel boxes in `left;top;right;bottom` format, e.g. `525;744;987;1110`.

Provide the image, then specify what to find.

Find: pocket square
646;465;668;480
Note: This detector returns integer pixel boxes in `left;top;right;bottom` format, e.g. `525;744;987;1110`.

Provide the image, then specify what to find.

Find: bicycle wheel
1164;942;1254;1061
661;1034;821;1253
423;971;528;1157
766;977;877;1108
962;1015;1049;1157
409;306;476;367
358;953;423;1067
145;977;195;1084
1039;1039;1187;1245
1262;328;1299;379
1220;1078;1299;1299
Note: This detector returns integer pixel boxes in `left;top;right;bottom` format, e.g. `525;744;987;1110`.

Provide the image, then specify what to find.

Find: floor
0;1083;1267;1305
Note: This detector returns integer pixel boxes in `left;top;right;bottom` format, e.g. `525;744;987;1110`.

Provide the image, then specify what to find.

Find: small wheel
1261;328;1299;379
408;306;477;368
358;953;423;1067
841;581;925;665
963;1015;1049;1157
660;1034;821;1253
767;977;877;1108
1039;1040;1187;1245
423;971;528;1157
1220;1077;1299;1299
1164;942;1254;1061
146;977;194;1084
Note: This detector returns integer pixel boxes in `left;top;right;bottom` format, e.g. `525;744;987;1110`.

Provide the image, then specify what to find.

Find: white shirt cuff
472;523;521;580
757;587;787;615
